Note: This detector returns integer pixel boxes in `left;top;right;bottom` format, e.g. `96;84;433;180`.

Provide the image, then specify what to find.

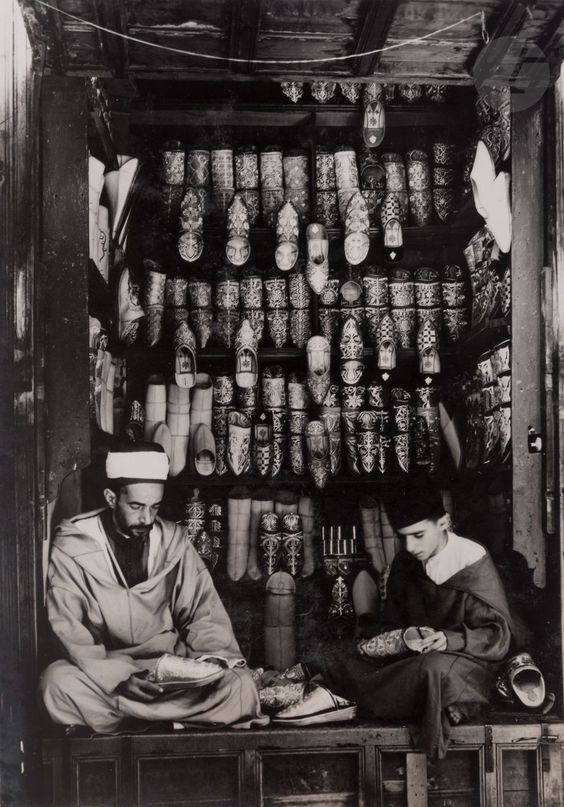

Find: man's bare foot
446;704;464;725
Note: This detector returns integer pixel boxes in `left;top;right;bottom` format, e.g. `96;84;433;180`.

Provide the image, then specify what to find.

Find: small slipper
344;191;370;266
193;423;216;477
235;319;258;389
306;336;331;405
272;684;356;726
380;193;403;262
363;99;386;148
496;652;546;710
305;420;330;490
152;422;172;465
174;320;197;388
306;222;329;294
226;193;251;267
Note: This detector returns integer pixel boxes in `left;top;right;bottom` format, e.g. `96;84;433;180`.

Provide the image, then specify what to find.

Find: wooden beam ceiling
91;0;129;78
353;0;398;77
467;0;537;77
229;0;263;75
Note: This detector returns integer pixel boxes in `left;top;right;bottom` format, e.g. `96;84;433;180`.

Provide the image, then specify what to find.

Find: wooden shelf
131;103;475;130
201;220;476;248
167;465;511;489
167;473;408;489
116;344;459;363
457;318;510;355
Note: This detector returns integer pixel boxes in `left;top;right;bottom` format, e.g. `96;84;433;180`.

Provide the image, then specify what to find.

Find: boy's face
396;515;449;562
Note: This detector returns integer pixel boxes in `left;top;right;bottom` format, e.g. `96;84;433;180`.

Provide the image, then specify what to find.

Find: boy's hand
419;631;448;653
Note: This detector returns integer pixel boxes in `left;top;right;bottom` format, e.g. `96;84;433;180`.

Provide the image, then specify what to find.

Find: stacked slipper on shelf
432;139;459;224
183;488;225;572
211;146;235;219
235;146;260;226
464;228;501;326
315;148;339;228
283;150;310;227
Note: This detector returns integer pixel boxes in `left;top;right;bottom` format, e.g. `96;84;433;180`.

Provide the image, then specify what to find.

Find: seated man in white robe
40;443;268;733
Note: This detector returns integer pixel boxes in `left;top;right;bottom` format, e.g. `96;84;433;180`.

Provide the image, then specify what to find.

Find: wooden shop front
3;1;564;805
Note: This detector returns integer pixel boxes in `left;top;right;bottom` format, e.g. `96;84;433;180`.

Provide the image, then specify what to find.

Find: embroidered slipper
306;336;331;405
235;319;258;389
252;411;273;477
356;410;378;474
344;191;370;266
340;315;364;385
226;193;251;267
174;320;197;388
227;411;252;476
362;82;385;148
178;188;204;263
306;222;329;294
275;201;299;272
417;318;441;375
496;653;546;710
380;193;404;262
148;655;224;690
272;684;356;726
376;313;397;371
305;420;330;490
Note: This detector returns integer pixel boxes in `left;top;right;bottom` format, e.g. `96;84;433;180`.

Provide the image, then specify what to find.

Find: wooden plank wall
511;96;546;588
0;1;42;801
40;76;91;502
551;71;564;709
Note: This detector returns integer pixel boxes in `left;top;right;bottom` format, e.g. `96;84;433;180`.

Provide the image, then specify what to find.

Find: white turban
106;449;169;481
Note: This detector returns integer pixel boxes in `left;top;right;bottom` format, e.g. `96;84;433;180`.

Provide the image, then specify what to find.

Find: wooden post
406;752;427;807
551;69;564;712
511;96;546;587
40;76;91;502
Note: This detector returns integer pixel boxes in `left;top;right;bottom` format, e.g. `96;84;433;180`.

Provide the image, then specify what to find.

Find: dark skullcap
386;475;445;531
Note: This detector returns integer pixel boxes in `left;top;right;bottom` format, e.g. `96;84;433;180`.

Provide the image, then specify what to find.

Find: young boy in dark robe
324;476;516;758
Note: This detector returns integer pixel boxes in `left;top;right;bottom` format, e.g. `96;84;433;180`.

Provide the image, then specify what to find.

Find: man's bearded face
112;482;164;539
396;516;448;562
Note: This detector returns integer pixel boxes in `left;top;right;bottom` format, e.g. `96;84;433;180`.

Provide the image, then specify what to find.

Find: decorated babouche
225;193;251;267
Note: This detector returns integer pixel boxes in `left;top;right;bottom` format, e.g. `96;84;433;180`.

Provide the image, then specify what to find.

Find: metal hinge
540;726;559;773
485;725;495;773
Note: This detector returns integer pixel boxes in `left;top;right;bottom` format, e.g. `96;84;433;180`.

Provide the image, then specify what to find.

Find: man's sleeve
442;593;512;660
172;541;245;661
47;547;142;694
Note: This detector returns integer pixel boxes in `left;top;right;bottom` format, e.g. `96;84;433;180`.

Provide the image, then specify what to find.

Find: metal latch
485;725;494;773
540;726;559;773
528;427;542;453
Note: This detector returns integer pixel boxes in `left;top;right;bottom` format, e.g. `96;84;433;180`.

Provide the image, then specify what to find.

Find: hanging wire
481;10;491;45
33;0;483;66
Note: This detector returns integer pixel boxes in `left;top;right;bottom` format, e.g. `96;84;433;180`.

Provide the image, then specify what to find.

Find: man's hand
419;631;448;653
117;673;164;702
